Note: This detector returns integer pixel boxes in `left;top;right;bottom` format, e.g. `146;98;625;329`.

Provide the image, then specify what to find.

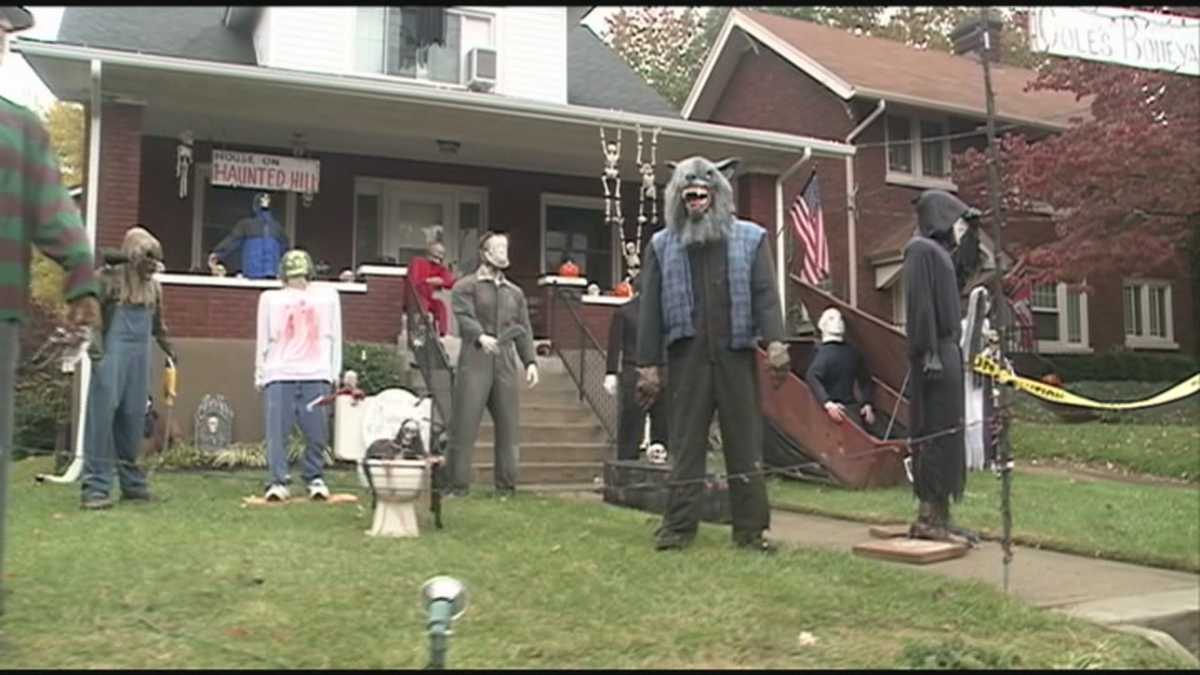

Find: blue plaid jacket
651;219;765;350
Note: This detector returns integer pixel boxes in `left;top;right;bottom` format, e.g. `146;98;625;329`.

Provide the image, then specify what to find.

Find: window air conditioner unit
465;47;497;92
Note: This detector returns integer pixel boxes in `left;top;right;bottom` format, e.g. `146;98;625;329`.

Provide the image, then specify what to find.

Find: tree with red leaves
953;7;1200;283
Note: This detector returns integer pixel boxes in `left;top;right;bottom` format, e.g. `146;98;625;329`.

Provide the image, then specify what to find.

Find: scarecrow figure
81;227;176;509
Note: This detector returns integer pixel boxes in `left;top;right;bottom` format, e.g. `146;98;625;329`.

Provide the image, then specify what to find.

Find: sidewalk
768;508;1199;664
551;490;1200;664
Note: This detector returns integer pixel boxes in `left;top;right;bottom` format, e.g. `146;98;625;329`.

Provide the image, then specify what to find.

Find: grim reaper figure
903;189;979;541
636;156;791;553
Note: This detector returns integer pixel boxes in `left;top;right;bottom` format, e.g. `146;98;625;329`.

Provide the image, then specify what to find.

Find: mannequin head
479;231;510;271
279;248;314;288
818;307;845;343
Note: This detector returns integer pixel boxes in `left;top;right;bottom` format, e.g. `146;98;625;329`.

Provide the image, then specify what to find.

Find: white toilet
332;385;435;537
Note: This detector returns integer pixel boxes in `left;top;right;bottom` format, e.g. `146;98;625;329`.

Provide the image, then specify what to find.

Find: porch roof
17;39;855;181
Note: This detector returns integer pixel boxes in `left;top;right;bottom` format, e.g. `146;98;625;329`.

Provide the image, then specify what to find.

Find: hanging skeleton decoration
628;124;661;281
175;131;194;200
600;127;623;227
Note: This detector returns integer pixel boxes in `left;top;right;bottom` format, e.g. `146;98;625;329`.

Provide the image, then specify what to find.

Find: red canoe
754;276;912;490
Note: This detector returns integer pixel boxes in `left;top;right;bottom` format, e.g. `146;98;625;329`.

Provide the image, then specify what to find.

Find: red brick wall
137;137;643;279
696;41;1197;355
97;103;144;250
161;273;407;343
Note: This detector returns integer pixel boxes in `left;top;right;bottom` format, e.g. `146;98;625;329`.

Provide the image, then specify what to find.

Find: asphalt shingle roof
53;7;678;118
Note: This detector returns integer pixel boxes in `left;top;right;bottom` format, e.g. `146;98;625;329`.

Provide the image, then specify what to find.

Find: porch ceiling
23;46;854;182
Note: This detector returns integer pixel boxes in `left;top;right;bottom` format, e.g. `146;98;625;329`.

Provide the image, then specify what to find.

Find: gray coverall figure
446;232;539;496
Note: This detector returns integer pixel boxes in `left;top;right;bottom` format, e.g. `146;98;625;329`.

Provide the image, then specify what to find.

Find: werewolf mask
664;156;739;247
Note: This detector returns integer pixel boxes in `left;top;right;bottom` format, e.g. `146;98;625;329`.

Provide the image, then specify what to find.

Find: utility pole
953;7;1015;593
979;7;1015;594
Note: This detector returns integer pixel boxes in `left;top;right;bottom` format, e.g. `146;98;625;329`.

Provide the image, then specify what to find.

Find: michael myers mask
481;232;510;270
818;307;846;343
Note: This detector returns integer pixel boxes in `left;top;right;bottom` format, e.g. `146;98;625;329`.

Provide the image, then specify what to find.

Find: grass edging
770;501;1200;574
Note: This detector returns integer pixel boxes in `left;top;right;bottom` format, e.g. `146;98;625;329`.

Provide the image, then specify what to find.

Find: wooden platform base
241;493;360;507
852;537;968;565
602;460;731;524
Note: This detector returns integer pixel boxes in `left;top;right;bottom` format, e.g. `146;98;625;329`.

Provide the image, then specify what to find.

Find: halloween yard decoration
81;227;177;510
255;249;343;502
600;127;623;228
176;131;193;200
636;156;791;553
194;394;234;453
629;124;661;280
805;307;877;433
210;192;290;279
961;285;997;471
408;226;456;337
903;189;978;543
445;232;538;496
604;274;668;462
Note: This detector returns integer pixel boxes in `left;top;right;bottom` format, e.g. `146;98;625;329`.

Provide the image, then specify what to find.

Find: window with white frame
354;7;494;86
353;178;487;269
1123;280;1176;348
886;113;952;184
1031;282;1089;351
540;194;616;289
191;164;294;271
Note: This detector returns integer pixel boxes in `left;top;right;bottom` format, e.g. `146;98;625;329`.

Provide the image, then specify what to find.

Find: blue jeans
82;305;152;500
264;380;331;488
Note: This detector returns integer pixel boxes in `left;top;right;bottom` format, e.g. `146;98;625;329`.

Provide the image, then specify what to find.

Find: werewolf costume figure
904;189;979;542
636;156;791;552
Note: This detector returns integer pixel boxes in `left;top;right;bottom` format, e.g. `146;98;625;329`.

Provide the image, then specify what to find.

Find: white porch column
774;149;811;327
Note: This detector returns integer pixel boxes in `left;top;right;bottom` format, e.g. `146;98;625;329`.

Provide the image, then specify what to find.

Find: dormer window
885;113;954;189
354;7;494;86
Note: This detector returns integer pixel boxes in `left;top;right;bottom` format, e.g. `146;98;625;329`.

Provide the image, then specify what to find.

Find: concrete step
471;441;609;464
507;405;597;425
472;461;605;485
477;423;609;445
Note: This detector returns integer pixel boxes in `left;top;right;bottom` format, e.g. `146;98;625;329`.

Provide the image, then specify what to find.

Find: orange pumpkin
558;260;580;277
613;281;633;297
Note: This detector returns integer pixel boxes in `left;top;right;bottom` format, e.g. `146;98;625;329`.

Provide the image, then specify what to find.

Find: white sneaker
265;484;290;502
307;478;331;501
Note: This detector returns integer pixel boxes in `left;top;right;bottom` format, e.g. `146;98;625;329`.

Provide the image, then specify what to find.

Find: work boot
909;500;950;541
120;489;160;504
81;495;114;510
654;527;695;551
734;533;778;554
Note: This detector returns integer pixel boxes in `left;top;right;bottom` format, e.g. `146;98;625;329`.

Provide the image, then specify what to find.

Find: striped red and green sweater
1;95;98;323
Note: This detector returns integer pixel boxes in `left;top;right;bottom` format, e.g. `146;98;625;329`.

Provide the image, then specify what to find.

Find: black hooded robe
904;191;968;504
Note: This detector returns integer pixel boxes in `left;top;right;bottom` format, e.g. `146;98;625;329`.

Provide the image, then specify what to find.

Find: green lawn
0;457;1187;670
1011;420;1199;482
769;468;1200;573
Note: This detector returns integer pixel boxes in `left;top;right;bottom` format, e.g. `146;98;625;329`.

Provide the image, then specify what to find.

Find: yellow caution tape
972;354;1200;410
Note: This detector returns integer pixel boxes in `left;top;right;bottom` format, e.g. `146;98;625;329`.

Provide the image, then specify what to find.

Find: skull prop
818;307;846;344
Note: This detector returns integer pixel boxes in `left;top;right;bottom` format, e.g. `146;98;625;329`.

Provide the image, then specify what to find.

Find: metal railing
546;287;618;445
402;283;455;437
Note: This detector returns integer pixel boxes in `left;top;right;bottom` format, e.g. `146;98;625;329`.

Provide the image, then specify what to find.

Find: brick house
684;9;1195;357
17;6;854;440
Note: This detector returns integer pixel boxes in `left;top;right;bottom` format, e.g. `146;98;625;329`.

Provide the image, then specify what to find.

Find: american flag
790;172;829;286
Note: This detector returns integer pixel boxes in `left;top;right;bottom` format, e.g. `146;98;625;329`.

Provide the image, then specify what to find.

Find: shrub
341;341;410;394
1045;351;1199;383
155;434;323;471
13;297;71;453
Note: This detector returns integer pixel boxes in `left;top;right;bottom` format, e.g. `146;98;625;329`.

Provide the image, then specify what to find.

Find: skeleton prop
635;156;790;553
600;127;623;226
176;131;193;200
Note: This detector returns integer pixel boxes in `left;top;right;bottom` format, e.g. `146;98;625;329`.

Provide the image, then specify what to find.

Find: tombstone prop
194;394;234;452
